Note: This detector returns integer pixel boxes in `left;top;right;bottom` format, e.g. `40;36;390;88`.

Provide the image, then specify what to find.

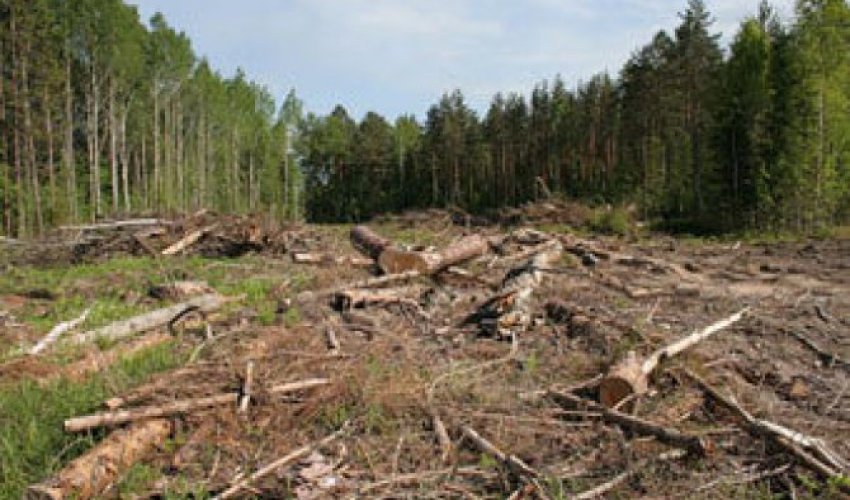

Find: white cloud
130;0;796;118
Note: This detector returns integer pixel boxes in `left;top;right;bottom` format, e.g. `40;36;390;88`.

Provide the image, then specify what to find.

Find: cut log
549;390;712;456
65;378;330;432
26;419;172;500
599;308;749;408
350;225;391;260
29;308;91;355
378;234;490;275
473;242;563;338
162;224;216;256
70;294;232;345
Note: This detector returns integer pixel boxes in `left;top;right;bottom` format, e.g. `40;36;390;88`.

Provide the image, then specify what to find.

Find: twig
238;361;254;414
462;426;539;479
786;329;849;371
213;423;349;499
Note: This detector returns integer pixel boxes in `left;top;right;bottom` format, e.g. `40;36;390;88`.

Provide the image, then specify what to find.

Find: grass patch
0;341;183;498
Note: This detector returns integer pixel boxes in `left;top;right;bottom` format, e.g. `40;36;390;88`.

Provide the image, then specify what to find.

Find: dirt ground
1;211;848;499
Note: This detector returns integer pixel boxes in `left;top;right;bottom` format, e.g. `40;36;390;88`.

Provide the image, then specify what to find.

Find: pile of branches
24;225;849;499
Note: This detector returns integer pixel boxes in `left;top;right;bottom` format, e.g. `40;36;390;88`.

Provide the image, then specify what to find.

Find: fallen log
350;225;392;260
26;419;172;500
549;390;712;456
684;370;848;479
473;241;563;338
65;378;330;432
291;252;373;267
29;308;91;355
378;234;490;275
69;293;232;345
214;424;349;499
599;307;749;408
333;286;424;310
59;219;169;232
161;224;216;256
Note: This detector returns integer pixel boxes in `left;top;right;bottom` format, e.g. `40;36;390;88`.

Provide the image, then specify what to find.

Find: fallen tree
65;378;331;432
26;419;172;500
350;226;490;275
472;241;563;338
70;293;234;345
599;307;750;408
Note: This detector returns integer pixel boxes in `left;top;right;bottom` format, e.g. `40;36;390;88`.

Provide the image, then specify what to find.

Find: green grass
0;341;183;499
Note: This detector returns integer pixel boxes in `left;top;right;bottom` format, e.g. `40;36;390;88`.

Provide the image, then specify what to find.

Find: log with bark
351;226;491;275
65;378;331;432
472;241;563;338
69;293;233;345
26;419;172;500
350;225;392;260
599;307;749;408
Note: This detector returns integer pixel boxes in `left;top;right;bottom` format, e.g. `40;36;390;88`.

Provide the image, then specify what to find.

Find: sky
128;0;796;121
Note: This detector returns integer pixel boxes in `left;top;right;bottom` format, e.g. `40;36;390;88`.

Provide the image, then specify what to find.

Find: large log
69;294;231;345
350;225;391;260
378;234;490;275
599;308;749;408
26;419;172;500
65;378;330;432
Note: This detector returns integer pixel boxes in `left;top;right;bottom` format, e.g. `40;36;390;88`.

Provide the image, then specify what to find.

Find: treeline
301;0;850;232
0;0;302;237
2;1;849;236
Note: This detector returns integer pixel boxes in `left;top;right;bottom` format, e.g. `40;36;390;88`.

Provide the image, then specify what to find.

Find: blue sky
128;0;795;120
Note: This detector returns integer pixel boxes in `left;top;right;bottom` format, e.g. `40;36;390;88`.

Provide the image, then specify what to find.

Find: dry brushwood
684;370;849;479
462;426;540;479
70;293;234;345
473;241;563;338
65;378;331;432
548;390;713;456
213;423;349;499
599;307;750;408
26;419;172;500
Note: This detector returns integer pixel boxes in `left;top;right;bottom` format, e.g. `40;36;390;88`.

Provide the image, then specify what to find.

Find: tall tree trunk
231;127;238;212
197;110;205;209
248;152;255;210
109;76;119;214
64;40;77;221
89;59;101;221
120;104;130;213
152;90;159;209
0;32;9;235
176;99;184;211
22;38;43;234
44;86;56;221
11;8;26;236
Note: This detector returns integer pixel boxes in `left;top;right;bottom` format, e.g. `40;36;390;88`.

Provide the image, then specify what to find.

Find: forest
1;0;850;236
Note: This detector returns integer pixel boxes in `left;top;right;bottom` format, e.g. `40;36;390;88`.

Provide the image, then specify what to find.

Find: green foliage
0;341;182;499
590;207;632;236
